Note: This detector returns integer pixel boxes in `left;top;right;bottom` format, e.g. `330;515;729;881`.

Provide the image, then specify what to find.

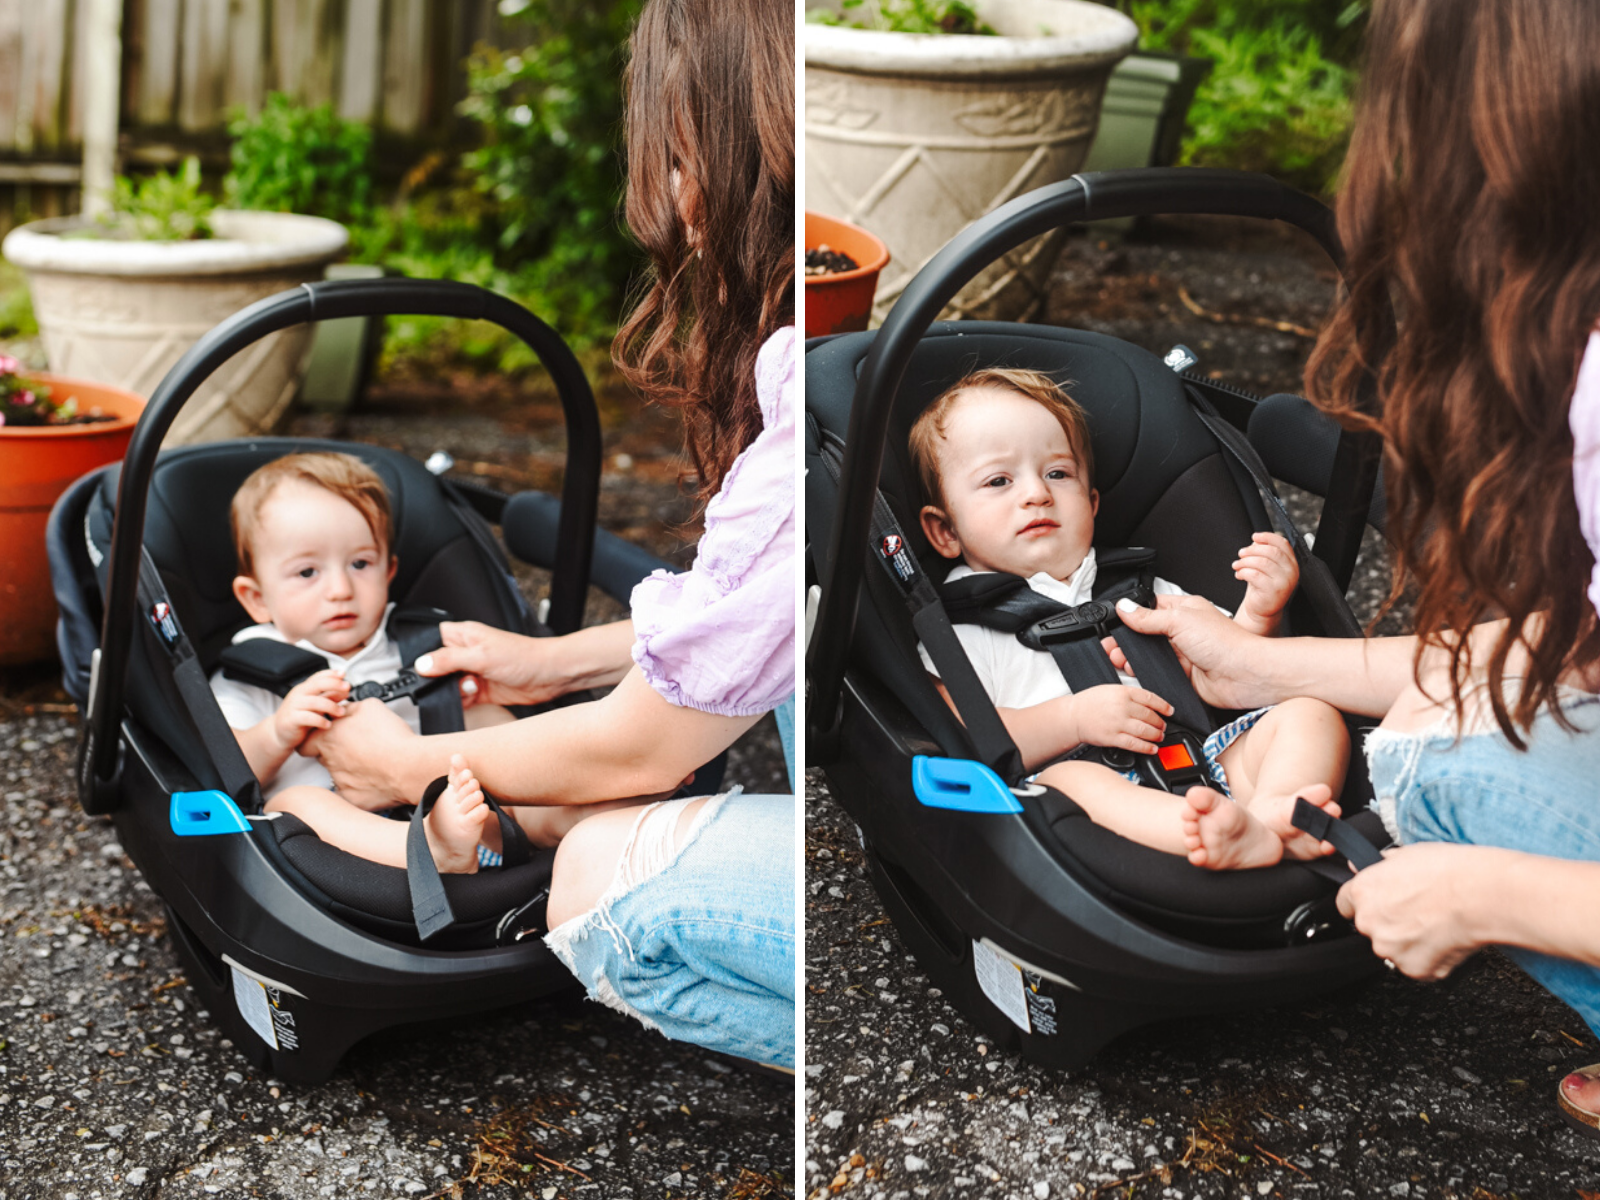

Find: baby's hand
272;668;351;752
1067;684;1172;755
1233;532;1298;634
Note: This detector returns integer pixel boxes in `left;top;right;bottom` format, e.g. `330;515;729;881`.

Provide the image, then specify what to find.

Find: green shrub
1120;0;1367;192
99;157;215;240
352;0;646;369
807;0;995;35
225;93;373;225
0;260;38;340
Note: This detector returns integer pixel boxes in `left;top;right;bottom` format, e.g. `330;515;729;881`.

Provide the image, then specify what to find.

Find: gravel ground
803;219;1600;1199
0;368;795;1199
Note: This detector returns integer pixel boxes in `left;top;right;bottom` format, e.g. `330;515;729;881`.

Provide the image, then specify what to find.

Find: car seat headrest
94;438;526;667
806;322;1265;607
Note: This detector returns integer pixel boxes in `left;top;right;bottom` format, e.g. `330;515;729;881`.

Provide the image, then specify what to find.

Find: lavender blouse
628;327;796;716
1570;331;1600;618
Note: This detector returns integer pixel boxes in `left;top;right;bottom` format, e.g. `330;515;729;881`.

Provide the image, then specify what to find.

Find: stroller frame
61;278;613;1082
806;169;1389;1069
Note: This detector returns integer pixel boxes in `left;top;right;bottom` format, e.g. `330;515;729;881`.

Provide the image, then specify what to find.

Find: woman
1113;0;1600;1135
305;0;796;1070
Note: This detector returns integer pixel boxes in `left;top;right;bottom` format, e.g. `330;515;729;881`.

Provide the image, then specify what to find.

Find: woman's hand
301;698;422;811
415;619;637;708
414;621;566;708
1066;685;1172;754
1335;844;1488;979
1108;595;1280;710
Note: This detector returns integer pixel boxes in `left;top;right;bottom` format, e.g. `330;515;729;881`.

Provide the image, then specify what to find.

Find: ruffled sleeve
1570;331;1600;618
629;328;796;716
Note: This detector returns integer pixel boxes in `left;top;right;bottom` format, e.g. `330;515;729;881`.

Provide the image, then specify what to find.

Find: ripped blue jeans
543;696;796;1067
1366;688;1600;1038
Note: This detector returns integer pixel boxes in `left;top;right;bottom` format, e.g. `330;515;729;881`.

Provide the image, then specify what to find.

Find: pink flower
0;355;19;376
9;391;30;405
0;412;6;426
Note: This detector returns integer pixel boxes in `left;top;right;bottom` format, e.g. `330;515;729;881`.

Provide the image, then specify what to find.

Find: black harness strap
940;551;1216;738
1291;797;1384;870
137;549;265;814
815;428;1024;782
1183;389;1362;640
385;605;466;736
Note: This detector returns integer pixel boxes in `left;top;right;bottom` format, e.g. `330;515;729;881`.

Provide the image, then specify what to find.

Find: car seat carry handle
81;279;602;815
1290;796;1384;871
808;168;1385;743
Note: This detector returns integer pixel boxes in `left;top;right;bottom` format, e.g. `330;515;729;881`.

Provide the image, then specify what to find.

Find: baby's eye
1046;467;1070;480
296;566;317;580
983;475;1010;488
351;557;372;571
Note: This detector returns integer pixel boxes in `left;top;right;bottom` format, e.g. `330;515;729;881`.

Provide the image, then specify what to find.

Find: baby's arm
933;677;1172;772
233;669;350;783
1232;532;1298;637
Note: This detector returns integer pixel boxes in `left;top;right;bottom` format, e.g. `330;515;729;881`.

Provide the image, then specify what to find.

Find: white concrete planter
806;0;1137;323
1;211;348;445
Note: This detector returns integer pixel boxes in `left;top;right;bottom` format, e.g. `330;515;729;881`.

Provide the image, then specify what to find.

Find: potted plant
1;157;347;447
806;210;892;337
805;0;1138;323
0;356;145;665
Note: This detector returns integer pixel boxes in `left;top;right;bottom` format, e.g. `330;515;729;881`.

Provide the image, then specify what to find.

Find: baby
910;368;1351;870
210;452;577;873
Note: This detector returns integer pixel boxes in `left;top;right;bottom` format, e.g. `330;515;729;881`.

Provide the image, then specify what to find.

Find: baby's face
919;386;1098;580
231;480;396;657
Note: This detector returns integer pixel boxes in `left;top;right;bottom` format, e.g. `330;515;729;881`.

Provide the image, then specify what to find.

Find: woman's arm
1112;595;1426;716
305;666;760;809
1337;843;1600;977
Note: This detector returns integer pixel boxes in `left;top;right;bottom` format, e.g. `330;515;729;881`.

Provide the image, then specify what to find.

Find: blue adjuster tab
170;791;252;836
912;756;1024;814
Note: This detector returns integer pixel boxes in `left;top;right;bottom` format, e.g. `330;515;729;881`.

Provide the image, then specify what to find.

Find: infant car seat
46;278;702;1082
806;170;1391;1069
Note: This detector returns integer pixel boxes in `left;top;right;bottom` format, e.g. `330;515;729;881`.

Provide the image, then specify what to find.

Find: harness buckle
348;667;437;705
1017;600;1116;651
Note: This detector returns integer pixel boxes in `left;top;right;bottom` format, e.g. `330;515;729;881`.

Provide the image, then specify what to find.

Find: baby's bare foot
425;754;490;874
1252;784;1340;860
1180;786;1285;870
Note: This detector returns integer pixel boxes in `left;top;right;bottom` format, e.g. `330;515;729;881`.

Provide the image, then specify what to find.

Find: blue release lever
912;756;1023;814
170;790;252;836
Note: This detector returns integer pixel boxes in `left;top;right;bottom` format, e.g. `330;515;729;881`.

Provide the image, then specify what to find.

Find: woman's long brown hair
613;0;795;509
1306;0;1600;746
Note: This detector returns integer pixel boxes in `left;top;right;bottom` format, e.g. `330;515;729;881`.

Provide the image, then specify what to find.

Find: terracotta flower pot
805;211;891;337
0;376;145;665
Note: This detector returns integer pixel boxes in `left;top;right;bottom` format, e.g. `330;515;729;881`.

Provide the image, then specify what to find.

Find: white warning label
972;938;1030;1033
231;964;278;1050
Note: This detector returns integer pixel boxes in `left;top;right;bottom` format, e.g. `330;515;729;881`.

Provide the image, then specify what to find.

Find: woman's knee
548;797;713;929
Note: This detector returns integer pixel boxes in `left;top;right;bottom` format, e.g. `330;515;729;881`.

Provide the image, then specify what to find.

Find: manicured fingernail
416;655;433;673
461;677;478;694
1116;598;1138;613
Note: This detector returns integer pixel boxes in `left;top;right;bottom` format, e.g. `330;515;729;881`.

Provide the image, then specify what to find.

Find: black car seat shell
46;279;669;1082
805;170;1390;1068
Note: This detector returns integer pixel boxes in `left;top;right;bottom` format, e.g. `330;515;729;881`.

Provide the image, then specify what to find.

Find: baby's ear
920;506;962;560
232;575;271;624
385;553;398;584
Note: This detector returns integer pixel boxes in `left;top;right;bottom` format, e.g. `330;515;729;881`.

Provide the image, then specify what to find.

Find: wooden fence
0;0;512;230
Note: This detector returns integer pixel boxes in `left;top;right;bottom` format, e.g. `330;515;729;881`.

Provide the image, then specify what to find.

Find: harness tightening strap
406;774;536;941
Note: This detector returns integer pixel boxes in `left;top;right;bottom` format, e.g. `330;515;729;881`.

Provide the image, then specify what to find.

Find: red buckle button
1157;743;1195;772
